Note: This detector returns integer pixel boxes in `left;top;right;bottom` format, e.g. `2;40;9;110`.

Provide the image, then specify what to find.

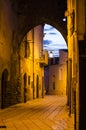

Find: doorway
24;73;27;102
1;69;9;109
36;75;39;98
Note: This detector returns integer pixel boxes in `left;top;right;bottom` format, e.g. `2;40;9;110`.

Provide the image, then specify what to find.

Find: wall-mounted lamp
49;51;53;58
62;18;66;22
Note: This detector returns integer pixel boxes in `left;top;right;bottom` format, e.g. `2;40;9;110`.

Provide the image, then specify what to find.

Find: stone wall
0;0;18;108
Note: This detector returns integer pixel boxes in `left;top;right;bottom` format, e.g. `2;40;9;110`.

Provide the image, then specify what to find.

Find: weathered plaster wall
48;50;67;95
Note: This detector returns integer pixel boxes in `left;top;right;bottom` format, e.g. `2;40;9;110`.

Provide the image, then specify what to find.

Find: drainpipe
32;28;35;99
68;58;72;116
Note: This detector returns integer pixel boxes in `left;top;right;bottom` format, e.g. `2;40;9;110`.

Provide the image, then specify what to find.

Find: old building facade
19;25;48;102
45;50;67;95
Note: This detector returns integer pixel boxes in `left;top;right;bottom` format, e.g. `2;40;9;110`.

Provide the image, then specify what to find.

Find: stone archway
8;1;68;103
9;0;67;45
1;69;9;109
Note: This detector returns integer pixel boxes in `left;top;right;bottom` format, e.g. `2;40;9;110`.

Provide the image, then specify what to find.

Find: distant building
44;49;68;95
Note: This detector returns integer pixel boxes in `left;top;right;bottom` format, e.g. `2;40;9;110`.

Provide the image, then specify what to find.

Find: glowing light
49;51;53;58
62;18;66;22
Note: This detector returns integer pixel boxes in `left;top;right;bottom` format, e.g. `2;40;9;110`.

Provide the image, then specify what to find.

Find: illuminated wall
48;50;67;95
66;0;86;129
19;25;45;102
0;0;17;108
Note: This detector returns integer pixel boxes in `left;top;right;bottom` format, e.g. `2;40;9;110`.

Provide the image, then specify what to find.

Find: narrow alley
0;95;74;130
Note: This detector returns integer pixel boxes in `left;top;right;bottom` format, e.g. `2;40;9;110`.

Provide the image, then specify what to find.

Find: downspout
32;28;35;99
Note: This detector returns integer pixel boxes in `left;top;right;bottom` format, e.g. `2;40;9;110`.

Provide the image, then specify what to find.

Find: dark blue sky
43;24;67;57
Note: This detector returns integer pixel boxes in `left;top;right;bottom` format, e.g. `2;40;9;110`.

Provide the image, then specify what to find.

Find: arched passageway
19;23;68;102
1;0;85;130
9;0;67;43
7;0;68;107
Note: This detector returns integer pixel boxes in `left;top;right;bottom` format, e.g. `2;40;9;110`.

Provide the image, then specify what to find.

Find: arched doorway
36;75;39;98
1;69;9;109
24;73;27;103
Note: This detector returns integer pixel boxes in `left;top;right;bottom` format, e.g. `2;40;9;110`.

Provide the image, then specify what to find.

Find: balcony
39;50;48;66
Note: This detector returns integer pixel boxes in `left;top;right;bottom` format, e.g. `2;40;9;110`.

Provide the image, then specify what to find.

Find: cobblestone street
0;95;74;130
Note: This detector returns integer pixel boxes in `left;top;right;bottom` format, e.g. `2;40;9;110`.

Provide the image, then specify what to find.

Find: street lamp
49;51;53;58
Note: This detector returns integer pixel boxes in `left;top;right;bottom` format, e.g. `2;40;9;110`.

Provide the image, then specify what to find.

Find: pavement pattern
0;95;74;130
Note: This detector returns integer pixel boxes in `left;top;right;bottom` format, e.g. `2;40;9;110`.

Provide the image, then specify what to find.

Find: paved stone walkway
0;95;74;130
